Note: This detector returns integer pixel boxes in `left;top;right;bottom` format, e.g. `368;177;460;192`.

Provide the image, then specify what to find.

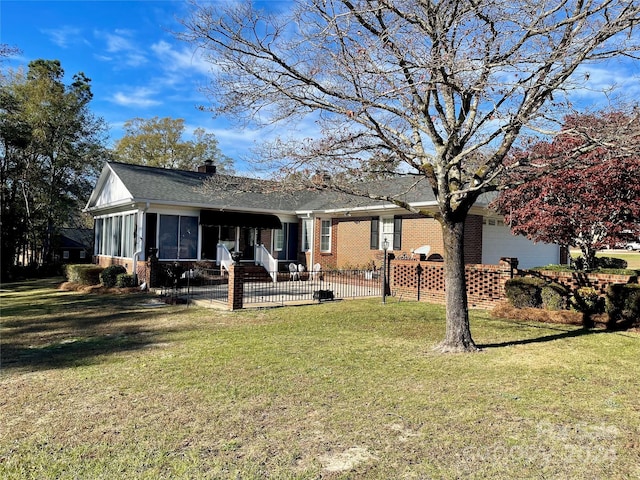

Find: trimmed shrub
100;265;127;287
596;256;628;270
530;264;574;273
572;286;604;314
64;264;103;285
116;273;136;288
606;283;640;329
505;277;545;308
541;282;570;311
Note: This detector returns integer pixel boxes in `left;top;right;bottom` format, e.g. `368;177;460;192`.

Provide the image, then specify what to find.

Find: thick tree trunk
436;217;478;353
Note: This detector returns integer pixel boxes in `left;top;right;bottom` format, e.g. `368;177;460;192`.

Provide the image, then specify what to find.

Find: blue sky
2;1;639;175
1;0;273;173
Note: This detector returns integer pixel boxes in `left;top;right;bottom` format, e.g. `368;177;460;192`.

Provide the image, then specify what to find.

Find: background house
85;162;563;281
53;228;93;264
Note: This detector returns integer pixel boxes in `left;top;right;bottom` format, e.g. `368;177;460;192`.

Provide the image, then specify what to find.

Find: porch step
241;264;273;282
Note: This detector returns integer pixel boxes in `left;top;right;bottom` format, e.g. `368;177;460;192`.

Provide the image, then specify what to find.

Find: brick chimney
198;160;217;174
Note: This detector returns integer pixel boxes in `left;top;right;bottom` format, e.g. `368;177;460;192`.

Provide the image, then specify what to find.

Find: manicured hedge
606;283;640;329
504;277;546;308
100;265;127;287
116;273;136;288
64;264;104;285
540;282;570;311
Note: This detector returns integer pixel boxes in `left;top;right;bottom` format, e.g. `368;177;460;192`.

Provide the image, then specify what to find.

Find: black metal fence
177;268;383;307
241;269;383;306
156;268;228;305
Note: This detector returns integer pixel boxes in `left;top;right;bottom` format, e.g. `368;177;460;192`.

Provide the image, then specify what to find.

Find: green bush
116;273;136;288
530;264;573;273
100;265;127;287
64;264;103;285
572;286;604;314
596;256;628;270
505;277;546;308
541;282;570;311
606;283;640;329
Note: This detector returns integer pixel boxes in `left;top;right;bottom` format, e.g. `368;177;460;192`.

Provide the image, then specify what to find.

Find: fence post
228;263;244;310
498;257;517;302
146;248;159;288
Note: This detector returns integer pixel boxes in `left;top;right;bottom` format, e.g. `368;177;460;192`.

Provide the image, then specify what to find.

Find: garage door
482;220;560;270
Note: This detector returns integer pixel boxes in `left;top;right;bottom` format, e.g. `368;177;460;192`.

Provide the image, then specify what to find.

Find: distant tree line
0;57;108;277
0;50;232;279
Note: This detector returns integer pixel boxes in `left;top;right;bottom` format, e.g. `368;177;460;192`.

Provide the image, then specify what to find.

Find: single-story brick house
84;161;563;279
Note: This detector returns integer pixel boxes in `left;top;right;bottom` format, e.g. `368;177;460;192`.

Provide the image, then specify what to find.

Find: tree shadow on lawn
1;281;182;372
477;322;611;349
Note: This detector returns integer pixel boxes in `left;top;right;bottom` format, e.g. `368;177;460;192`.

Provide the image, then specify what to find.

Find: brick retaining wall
522;270;636;296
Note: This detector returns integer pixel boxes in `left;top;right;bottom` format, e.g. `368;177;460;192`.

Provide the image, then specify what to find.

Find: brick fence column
228;263;244;310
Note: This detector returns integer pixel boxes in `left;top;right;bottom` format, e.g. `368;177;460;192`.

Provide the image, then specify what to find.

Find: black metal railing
169;267;382;307
241;268;382;306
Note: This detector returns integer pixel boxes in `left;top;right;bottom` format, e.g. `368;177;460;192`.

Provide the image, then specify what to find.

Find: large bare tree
181;0;640;352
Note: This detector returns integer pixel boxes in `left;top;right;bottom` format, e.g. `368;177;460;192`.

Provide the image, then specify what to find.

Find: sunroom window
158;214;198;260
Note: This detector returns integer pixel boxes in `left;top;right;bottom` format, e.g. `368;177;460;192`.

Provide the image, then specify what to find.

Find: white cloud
95;29;148;67
111;88;162;108
151;40;213;76
568;61;640;107
41;26;86;48
104;29;136;53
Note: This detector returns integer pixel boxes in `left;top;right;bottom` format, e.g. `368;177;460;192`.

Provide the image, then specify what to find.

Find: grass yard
1;279;640;479
570;249;640;270
598;250;640;270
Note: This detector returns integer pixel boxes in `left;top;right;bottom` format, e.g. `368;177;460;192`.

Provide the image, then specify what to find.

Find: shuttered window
393;216;402;250
370;218;379;249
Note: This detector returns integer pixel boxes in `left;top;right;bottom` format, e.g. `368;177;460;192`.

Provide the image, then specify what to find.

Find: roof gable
85;164;133;210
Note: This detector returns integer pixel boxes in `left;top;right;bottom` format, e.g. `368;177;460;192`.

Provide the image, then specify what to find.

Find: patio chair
311;262;322;281
289;262;300;281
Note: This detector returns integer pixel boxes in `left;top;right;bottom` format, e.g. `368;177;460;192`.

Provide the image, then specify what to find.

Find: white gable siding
93;172;132;208
482;221;560;270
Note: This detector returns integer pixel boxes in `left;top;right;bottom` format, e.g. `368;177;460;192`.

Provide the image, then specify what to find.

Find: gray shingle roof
108;162;319;212
104;162;450;213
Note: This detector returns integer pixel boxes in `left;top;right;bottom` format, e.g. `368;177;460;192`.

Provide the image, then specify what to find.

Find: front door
240;227;256;261
201;225;219;260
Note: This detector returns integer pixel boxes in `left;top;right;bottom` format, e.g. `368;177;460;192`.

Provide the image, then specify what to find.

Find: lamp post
382;238;389;304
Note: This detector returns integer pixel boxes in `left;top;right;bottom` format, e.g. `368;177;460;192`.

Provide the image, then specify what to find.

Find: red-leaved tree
494;113;640;270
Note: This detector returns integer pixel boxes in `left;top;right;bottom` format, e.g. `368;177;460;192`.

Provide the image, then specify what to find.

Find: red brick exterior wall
402;215;445;257
336;216;380;268
95;255;134;273
315;217;338;270
325;213;484;269
463;215;483;264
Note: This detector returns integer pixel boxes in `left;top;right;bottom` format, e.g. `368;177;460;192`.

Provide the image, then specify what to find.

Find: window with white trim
94;213;137;258
274;227;285;251
320;219;331;252
372;216;402;250
301;218;312;251
381;217;394;248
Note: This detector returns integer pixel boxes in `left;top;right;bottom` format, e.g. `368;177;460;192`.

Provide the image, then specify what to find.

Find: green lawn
2;279;639;479
571;249;640;270
598;250;640;270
